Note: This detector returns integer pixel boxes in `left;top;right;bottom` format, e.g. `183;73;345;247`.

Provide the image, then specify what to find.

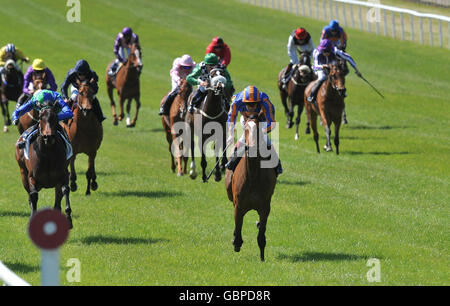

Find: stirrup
17;140;26;149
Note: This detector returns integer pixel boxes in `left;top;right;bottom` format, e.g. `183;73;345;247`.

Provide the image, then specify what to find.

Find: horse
161;79;192;176
106;43;142;127
64;79;103;195
304;63;346;154
186;67;229;182
15;107;73;228
336;57;349;124
225;114;277;261
1;59;23;132
17;72;48;134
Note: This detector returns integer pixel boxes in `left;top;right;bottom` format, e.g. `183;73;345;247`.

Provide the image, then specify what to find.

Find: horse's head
76;79;94;115
243;113;261;151
39;107;58;146
328;63;346;97
127;43;143;72
209;67;227;95
178;79;192;100
292;64;312;84
32;71;47;90
4;59;16;74
299;52;311;66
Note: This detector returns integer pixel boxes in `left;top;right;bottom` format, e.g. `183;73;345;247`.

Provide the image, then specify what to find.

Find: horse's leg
342;107;348;124
69;155;77;192
54;184;63;212
257;206;270;262
118;95;125;121
334;119;341;155
233;206;245;252
310;111;320;154
305;107;311;134
125;98;132;126
280;90;290;129
107;82;118;126
214;155;221;182
62;180;73;229
287;96;294;129
1;99;9;132
295;104;302;140
28;177;38;218
183;156;188;174
85;152;98;195
189;122;197;179
324;119;332;152
131;96;141;127
201;151;208;183
166;129;176;173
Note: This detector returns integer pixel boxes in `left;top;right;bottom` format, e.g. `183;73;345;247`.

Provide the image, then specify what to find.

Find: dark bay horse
186;68;229;182
64;80;103;195
304;63;346;154
278;52;314;139
15;107;73;228
161;79;192;176
106;43;142;127
225;114;277;261
17;74;48;134
1;59;23;132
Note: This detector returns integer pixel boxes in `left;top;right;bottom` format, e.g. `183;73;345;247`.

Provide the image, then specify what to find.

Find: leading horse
106;43;142;127
15;107;73;228
225;114;277;261
1;59;23;132
186;68;229;182
64;79;103;195
304;63;346;154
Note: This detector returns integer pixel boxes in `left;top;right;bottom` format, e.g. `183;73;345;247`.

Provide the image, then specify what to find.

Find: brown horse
1;59;23;133
278;57;315;140
64;80;103;195
186;67;229;182
161;79;192;176
15;107;73;228
17;74;48;134
304;63;346;154
106;43;142;127
225;114;277;261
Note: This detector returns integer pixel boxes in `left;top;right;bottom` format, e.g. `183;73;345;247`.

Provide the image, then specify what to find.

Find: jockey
320;20;347;51
186;53;233;114
61;59;105;122
0;43;29;74
108;27;142;76
226;85;282;176
158;54;196;116
281;27;315;87
17;59;57;107
205;37;231;67
306;39;361;105
12;89;73;149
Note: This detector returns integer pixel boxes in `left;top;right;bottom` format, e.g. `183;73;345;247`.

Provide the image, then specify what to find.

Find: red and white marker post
28;208;70;286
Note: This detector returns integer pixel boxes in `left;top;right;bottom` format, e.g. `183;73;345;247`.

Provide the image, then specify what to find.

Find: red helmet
295;28;308;40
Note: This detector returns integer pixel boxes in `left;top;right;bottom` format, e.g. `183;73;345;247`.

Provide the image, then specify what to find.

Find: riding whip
205;142;233;182
358;74;385;99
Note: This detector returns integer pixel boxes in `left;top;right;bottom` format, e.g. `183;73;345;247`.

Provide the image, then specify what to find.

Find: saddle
22;128;72;161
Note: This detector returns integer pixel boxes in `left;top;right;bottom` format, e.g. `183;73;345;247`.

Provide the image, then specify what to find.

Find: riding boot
108;59;120;76
17;93;31;109
225;144;245;172
307;79;325;104
267;145;283;177
188;90;205;114
282;63;293;88
159;88;179;116
17;124;38;149
92;97;106;122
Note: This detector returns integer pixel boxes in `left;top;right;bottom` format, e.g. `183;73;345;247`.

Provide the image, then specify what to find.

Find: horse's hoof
67;217;73;230
214;175;221;182
70;182;77;192
91;181;98;191
234;246;241;252
85;190;91;196
113;119;118;126
343;118;348;124
295;134;299;140
126;124;135;128
189;171;197;180
305;127;311;134
3;126;8;133
324;145;332;152
177;172;183;177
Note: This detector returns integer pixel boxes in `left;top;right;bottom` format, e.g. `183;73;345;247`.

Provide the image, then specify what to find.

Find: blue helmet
329;20;340;31
5;43;15;53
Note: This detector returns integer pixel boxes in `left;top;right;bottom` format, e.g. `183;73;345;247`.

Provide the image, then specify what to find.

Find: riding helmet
242;86;261;103
32;59;46;71
204;53;219;65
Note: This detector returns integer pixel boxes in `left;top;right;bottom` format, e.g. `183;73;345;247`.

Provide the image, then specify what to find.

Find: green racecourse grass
0;0;449;286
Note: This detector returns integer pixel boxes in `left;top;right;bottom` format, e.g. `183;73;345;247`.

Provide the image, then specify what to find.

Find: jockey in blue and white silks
12;89;73;150
307;39;361;104
226;85;282;176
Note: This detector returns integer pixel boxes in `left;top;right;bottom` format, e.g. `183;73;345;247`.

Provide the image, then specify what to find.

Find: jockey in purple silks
108;27;142;76
306;39;361;105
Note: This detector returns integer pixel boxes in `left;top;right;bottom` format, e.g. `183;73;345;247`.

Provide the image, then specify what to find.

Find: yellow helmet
32;58;46;71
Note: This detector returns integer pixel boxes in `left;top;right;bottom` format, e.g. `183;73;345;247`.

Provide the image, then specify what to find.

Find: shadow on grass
344;151;412;156
0;211;29;218
278;180;311;187
149;128;166;133
95;171;127;177
277;252;381;263
346;124;409;130
2;262;39;274
99;190;183;198
77;235;169;245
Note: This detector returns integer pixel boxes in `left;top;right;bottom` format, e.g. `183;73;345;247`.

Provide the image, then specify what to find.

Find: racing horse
64;79;103;195
304;63;346;154
17;72;48;134
278;52;314;139
225;114;277;261
15;106;73;228
1;59;23;132
106;43;142;127
186;67;229;182
161;79;192;176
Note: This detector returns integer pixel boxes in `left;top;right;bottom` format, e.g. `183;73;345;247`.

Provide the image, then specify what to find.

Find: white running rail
0;261;31;286
240;0;450;48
